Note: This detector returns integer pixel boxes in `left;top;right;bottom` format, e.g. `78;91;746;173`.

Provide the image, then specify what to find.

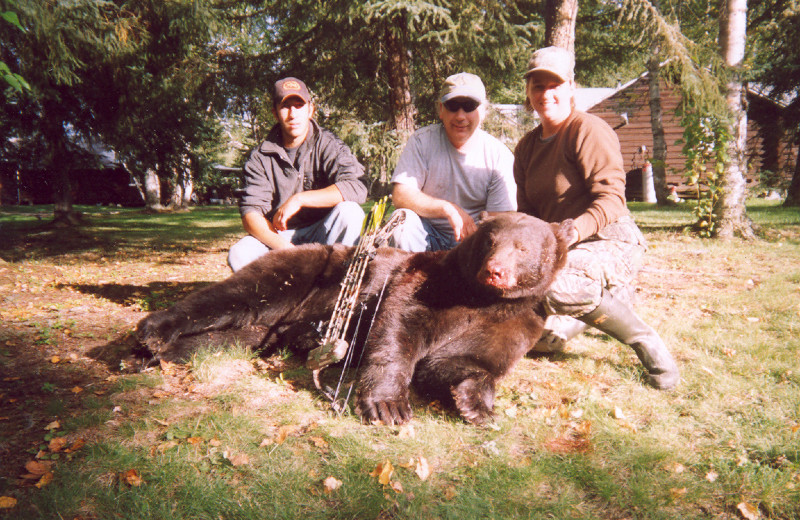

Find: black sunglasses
443;98;481;113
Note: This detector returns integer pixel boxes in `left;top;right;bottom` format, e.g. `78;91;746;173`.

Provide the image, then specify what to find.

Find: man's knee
386;209;429;252
227;235;269;273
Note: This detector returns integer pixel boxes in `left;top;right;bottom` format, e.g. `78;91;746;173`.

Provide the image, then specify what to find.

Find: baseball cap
439;72;487;104
523;46;575;83
273;77;311;105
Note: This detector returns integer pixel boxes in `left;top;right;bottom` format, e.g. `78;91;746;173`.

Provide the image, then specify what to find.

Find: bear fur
136;212;572;425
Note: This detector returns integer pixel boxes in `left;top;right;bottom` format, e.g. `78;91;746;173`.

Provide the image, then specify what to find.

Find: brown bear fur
136;212;572;425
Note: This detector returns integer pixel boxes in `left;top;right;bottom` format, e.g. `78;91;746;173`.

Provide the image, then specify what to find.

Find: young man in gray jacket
228;77;368;272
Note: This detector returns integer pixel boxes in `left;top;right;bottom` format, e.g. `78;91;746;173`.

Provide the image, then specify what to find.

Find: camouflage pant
544;215;647;318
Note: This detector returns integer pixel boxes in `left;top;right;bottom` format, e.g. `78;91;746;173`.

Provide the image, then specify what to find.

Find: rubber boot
531;315;588;353
579;290;679;390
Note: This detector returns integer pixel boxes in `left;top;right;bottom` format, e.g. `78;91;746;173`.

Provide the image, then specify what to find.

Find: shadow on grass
0;205;241;262
62;281;213;309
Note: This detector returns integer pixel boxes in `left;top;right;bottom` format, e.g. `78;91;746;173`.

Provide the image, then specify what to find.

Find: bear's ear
552;219;575;246
476;211;492;225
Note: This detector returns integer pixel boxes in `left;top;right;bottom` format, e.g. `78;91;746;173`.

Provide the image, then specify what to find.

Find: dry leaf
35;472;53;489
25;460;52;476
669;487;687;499
157;440;179;453
370;461;394;486
309;436;329;450
613;406;625;419
229;453;249;466
71;386;83;394
120;469;143;487
505;405;518;417
443;485;457;500
276;425;300;444
44;421;60;431
414;456;431;481
397;424;416;439
48;437;67;453
737;501;760;520
323;476;342;494
0;496;17;509
705;470;719;482
209;438;221;447
259;438;274;447
65;438;86;453
672;463;686;474
390;480;404;493
186;437;204;446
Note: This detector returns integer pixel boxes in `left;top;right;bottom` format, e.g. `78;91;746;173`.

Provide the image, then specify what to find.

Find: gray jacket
239;119;367;229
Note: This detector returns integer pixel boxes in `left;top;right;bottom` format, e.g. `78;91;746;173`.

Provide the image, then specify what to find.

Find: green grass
1;200;799;519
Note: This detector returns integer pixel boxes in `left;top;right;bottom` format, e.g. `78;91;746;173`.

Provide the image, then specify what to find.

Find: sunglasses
443;98;481;113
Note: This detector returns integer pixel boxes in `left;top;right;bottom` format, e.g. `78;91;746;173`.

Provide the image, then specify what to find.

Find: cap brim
440;91;485;103
523;68;570;83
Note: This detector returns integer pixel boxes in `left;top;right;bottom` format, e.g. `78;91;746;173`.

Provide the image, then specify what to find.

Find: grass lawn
0;200;798;519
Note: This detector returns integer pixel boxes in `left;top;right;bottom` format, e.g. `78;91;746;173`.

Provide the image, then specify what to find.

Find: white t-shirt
391;124;517;233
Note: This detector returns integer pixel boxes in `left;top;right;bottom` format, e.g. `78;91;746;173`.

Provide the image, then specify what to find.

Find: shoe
579;290;679;390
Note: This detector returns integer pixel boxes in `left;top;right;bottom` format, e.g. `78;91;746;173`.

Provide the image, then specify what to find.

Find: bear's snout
478;258;518;289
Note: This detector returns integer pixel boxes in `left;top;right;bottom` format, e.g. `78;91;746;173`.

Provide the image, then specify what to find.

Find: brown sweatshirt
513;110;629;242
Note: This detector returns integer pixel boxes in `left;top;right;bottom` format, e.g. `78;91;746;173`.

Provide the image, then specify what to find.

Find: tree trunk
784;149;800;206
544;0;579;52
716;0;754;238
143;167;163;211
384;20;416;149
646;0;672;205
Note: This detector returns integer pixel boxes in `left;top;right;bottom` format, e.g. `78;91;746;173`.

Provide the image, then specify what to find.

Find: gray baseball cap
439;72;487;103
523;46;575;82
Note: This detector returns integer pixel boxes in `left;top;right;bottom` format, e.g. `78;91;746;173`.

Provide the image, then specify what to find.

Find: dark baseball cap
273;77;311;105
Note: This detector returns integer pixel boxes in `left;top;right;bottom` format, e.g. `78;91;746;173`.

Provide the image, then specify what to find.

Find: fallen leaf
706;470;719;482
309;436;329;450
415;456;431;481
44;421;60;431
371;461;394;486
156;440;179;453
443;485;457;500
276;425;300;444
24;460;52;476
71;386;83;394
259;438;274;447
323;476;342;494
48;437;68;453
737;501;760;520
209;438;221;447
672;462;686;474
120;469;143;487
390;480;404;493
35;472;53;489
505;405;518;417
669;487;687;499
613;406;625;419
228;453;249;466
397;424;416;439
186;437;204;446
50;356;60;364
0;496;16;509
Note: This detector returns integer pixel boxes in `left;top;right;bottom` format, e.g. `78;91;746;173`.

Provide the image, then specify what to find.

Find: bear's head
452;212;572;299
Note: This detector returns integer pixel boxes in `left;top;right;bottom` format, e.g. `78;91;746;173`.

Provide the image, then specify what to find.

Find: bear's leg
413;356;497;425
356;359;415;426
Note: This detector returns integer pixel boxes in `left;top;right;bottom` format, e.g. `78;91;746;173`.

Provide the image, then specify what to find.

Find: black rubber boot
579;290;679;390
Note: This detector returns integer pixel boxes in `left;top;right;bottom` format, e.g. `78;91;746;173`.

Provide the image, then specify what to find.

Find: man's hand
443;202;477;242
272;193;304;231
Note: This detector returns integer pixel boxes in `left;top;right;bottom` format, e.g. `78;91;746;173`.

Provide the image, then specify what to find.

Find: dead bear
136;212;572;425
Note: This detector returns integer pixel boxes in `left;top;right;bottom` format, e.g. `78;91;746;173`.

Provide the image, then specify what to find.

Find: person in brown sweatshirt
513;46;679;390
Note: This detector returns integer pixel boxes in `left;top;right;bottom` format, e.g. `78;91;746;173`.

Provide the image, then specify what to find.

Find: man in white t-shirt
388;72;517;252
